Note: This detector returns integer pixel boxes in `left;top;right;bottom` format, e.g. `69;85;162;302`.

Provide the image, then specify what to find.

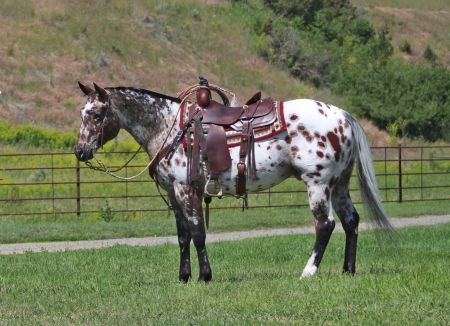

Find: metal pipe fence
1;146;449;217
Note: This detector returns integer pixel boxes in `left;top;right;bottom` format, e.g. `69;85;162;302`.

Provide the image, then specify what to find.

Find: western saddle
166;77;277;198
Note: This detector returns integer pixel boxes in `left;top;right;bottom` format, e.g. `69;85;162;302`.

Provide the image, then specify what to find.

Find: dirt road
1;215;449;255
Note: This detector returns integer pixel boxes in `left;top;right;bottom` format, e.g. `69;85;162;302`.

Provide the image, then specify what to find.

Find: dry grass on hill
353;0;450;67
0;0;311;130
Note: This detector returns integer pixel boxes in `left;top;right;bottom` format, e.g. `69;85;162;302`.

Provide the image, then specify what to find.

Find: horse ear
78;81;94;95
93;82;108;103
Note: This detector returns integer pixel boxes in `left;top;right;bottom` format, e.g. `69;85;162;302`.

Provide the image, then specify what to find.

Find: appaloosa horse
75;82;392;282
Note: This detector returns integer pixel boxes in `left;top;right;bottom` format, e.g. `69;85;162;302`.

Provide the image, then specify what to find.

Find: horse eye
93;112;103;121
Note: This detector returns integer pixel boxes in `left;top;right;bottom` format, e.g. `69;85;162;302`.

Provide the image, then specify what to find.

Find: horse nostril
75;148;84;159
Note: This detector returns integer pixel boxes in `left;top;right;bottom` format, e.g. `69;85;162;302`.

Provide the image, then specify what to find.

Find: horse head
75;82;120;161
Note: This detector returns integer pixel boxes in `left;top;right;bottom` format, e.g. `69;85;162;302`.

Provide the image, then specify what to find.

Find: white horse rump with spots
75;81;392;282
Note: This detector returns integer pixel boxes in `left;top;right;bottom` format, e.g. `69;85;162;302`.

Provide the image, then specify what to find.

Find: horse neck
109;88;180;157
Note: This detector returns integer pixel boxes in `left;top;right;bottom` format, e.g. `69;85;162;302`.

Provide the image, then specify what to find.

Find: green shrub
0;120;75;149
399;40;412;54
232;0;450;141
423;45;437;63
100;200;114;222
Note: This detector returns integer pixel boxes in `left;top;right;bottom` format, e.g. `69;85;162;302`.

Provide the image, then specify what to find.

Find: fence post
398;144;402;203
76;159;81;216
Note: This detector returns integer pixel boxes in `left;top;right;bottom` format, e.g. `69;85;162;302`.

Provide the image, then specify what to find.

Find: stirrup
204;175;223;198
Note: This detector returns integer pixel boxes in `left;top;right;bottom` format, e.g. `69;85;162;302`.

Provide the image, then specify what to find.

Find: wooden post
76;159;81;216
398;144;402;203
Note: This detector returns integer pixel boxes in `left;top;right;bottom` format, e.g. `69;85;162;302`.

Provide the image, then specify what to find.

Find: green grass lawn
0;224;449;325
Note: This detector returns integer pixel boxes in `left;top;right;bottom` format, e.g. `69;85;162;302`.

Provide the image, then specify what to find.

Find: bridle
82;92;182;182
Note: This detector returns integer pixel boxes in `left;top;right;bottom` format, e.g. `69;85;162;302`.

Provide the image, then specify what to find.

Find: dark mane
105;86;181;103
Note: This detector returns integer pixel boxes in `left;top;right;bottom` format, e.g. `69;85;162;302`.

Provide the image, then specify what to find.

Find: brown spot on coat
316;151;324;158
297;124;305;131
175;158;181;166
289;130;298;137
316;101;322;107
285;135;292;144
318;141;325;148
290;114;298;121
318;108;324;115
327;131;341;162
316;164;324;171
276;144;282;151
291;146;299;152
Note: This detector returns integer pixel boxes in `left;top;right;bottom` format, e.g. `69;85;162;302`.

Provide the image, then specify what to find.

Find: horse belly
218;137;291;195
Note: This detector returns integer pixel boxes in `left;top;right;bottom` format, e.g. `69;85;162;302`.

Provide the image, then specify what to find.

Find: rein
84;146;148;180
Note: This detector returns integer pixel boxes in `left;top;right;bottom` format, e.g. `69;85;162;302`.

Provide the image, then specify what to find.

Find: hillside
1;0;449;145
0;0;312;130
352;0;450;66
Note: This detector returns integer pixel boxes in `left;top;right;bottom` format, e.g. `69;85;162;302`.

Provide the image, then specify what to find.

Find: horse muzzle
75;147;94;161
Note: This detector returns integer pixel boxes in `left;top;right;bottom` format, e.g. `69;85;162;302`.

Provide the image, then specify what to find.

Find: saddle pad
179;101;287;148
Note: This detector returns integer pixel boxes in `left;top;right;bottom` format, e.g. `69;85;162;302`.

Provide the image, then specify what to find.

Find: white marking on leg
301;251;318;279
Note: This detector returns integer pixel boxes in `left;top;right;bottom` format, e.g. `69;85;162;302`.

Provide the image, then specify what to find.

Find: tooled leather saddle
180;78;277;197
151;77;284;199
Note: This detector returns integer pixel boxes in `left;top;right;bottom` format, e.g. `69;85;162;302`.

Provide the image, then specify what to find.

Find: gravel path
1;215;449;255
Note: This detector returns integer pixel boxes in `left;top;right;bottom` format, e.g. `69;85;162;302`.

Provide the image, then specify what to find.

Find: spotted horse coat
75;82;393;282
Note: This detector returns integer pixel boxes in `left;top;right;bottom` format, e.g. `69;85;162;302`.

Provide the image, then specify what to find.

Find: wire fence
1;146;449;217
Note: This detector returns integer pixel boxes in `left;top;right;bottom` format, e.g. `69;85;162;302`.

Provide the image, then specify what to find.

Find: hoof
300;265;318;279
179;273;191;283
198;269;212;283
342;269;356;275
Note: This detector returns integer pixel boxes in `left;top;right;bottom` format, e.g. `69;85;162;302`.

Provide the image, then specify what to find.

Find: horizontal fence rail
1;146;449;217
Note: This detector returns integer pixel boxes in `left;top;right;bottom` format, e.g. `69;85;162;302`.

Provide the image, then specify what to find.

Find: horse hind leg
301;183;335;279
331;169;360;274
173;181;212;282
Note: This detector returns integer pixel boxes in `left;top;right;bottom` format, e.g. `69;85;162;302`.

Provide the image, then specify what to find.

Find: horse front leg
173;181;212;282
169;192;192;282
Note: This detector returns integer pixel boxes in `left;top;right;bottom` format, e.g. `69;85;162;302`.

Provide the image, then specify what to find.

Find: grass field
0;224;449;324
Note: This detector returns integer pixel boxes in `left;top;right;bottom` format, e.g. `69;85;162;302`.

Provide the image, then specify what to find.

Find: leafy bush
423;45;437;63
100;200;114;222
399;40;412;54
336;60;450;141
232;0;450;141
0;120;75;149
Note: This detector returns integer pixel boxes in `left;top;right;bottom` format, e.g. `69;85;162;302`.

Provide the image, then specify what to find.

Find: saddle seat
201;97;276;130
